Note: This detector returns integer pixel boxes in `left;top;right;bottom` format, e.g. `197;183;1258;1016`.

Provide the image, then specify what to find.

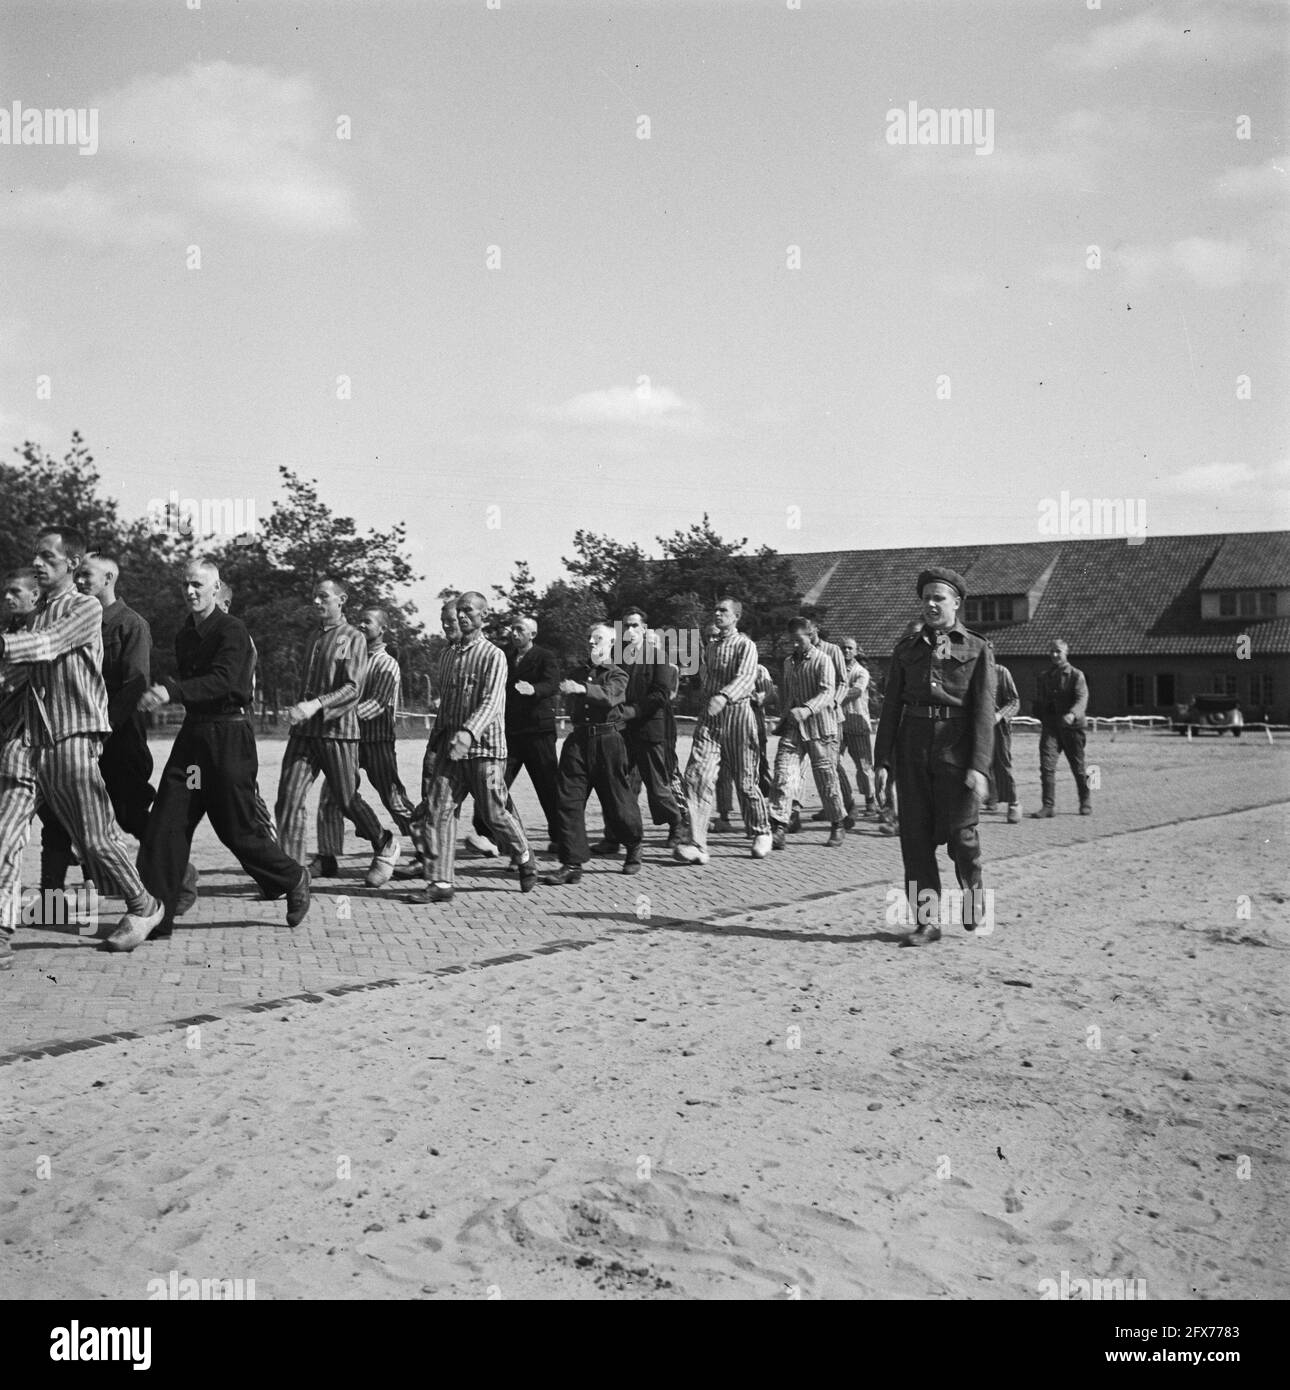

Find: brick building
788;531;1290;724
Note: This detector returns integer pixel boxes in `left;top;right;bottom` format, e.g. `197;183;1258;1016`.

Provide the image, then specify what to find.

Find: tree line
1;435;827;713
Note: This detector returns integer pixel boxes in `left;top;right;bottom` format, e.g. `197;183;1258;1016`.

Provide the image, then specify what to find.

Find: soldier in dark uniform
874;568;995;946
541;623;644;884
1031;638;1091;817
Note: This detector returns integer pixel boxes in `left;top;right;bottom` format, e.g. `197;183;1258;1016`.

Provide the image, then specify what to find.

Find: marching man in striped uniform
770;617;847;848
800;620;857;830
675;596;773;863
37;553;155;899
0;570;40;967
838;637;877;816
275;579;402;888
410;591;537;902
714;658;774;835
0;527;165;959
314;606;417;883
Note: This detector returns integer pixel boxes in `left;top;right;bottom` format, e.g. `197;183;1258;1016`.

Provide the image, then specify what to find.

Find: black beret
917;566;967;600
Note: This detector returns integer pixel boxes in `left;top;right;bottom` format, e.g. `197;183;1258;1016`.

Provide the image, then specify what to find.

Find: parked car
1174;694;1244;736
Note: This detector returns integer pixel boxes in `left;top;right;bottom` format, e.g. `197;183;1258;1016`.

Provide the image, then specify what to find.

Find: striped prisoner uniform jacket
0;587;110;746
780;646;838;741
842;659;873;731
814;637;848;711
433;632;509;759
355;641;400;743
296;621;367;740
696;631;758;726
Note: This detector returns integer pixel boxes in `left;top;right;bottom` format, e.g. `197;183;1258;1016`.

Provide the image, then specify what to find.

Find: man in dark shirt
541;623;643;885
1031;638;1092;817
133;558;311;946
874;567;996;946
471;615;562;856
37;554;155;894
591;607;683;854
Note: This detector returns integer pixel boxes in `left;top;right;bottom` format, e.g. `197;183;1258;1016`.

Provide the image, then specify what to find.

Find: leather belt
186;710;248;723
903;703;966;720
575;721;623;733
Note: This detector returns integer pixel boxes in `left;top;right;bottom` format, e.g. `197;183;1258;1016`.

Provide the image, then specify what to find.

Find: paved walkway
3;729;1287;1058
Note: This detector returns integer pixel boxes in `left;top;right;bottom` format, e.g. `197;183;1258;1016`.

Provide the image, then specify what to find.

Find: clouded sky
1;0;1286;617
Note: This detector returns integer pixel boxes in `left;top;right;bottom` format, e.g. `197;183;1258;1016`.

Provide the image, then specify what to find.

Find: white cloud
0;61;354;246
1051;6;1283;72
1121;236;1279;290
102;62;354;232
537;384;703;430
1162;459;1290;498
1215;160;1287;201
0;182;182;246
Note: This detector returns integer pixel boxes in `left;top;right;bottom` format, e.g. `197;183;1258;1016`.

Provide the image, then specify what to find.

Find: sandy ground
2;789;1286;1299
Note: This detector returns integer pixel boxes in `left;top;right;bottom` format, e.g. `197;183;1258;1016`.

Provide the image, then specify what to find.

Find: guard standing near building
135;558;311;944
542;623;644;884
984;661;1022;822
874;567;996;946
1031;638;1091;817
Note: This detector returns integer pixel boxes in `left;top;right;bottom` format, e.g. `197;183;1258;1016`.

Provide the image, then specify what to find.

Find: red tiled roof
1199;532;1290;590
788;532;1290;657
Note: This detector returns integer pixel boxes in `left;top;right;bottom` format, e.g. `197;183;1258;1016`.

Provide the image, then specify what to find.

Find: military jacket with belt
873;622;996;775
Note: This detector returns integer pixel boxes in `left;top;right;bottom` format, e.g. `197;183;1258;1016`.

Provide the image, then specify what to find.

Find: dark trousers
1039;722;1088;806
472;728;560;844
987;719;1017;805
139;719;303;924
893;719;984;921
601;735;681;848
38;721;154;889
554;727;643;867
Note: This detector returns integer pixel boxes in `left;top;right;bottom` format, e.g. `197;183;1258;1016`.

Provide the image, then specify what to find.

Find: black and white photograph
0;0;1286;1332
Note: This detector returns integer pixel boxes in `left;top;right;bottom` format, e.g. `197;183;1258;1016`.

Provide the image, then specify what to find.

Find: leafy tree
207;467;432;709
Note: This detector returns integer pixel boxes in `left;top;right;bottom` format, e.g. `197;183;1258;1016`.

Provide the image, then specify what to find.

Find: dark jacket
621;655;677;745
564;663;628;730
505;643;561;735
101;599;152;734
163;608;257;718
1033;662;1089;727
874;622;996;775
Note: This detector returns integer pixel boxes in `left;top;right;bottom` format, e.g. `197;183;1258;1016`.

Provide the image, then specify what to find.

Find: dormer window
1216;590;1277;618
965;594;1021;625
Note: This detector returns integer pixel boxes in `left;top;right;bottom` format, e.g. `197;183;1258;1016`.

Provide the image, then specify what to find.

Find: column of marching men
0;534;1091;970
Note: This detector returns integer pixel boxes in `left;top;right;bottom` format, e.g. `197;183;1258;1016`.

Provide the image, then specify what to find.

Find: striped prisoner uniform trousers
769;648;846;827
416;633;530;885
0;588;156;929
317;643;414;855
840;659;876;803
275;621;384;864
683;630;770;845
716;664;772;824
